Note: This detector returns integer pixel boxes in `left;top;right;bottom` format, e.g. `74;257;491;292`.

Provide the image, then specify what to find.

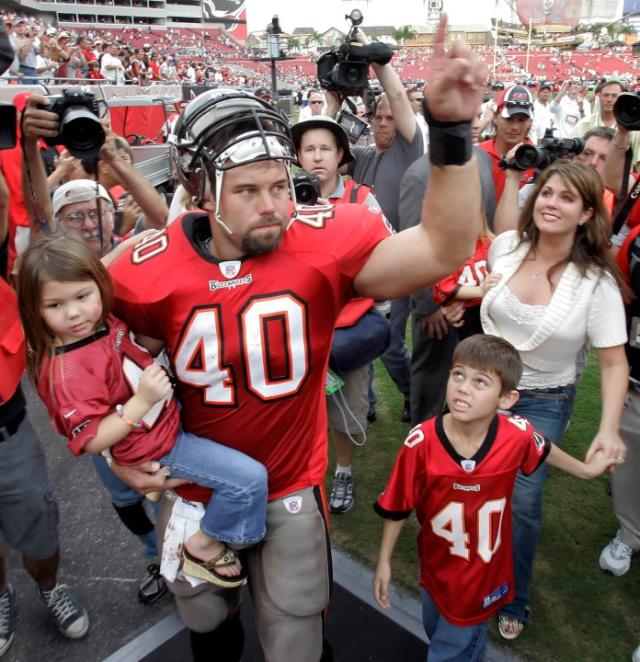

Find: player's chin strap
212;134;299;235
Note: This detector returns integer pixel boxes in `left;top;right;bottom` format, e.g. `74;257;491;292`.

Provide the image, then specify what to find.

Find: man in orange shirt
478;85;534;202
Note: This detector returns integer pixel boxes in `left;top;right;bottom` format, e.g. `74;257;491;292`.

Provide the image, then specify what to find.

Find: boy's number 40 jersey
376;414;550;626
109;206;391;502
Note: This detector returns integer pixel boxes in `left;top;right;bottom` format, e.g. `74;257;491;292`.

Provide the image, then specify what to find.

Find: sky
245;0;516;35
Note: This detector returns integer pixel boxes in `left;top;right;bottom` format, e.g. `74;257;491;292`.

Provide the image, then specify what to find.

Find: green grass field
326;351;639;661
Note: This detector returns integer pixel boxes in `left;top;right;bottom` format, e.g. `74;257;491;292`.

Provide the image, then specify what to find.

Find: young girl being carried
433;212;501;339
17;235;267;588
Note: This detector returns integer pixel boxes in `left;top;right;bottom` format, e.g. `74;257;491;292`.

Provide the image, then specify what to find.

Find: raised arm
354;15;485;299
603;126;634;198
354;30;417;144
21;95;59;237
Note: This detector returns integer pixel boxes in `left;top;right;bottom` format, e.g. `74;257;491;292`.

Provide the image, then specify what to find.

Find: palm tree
287;36;300;53
392;25;417;46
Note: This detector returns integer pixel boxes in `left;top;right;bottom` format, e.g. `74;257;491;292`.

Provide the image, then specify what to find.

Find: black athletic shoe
367;407;377;423
138;564;168;605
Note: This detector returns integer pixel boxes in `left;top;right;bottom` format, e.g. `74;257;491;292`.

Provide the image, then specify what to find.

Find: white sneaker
599;535;635;576
0;585;15;657
632;643;640;662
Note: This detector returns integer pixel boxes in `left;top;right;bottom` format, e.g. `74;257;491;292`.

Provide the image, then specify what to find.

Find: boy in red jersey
373;334;619;661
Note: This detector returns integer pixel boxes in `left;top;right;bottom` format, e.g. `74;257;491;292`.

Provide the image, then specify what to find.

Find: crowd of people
0;11;639;662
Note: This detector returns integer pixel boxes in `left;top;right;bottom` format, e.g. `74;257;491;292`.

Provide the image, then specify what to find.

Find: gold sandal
183;546;247;588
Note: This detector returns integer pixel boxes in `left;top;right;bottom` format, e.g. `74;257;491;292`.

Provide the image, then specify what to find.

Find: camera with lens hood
500;128;584;171
613;92;640;131
41;89;105;159
293;170;321;206
317;9;393;96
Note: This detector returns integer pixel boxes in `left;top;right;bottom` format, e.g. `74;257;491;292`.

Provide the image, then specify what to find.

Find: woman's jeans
500;384;576;622
160;430;268;545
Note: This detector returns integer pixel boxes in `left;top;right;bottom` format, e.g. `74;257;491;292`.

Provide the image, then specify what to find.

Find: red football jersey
433;237;491;308
376;414;549;626
109;206;392;501
39;315;179;465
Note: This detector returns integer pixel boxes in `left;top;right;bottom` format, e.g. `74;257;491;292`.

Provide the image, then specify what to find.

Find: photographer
602;123;640;246
292;115;383;514
326;27;423;422
21;94;168;242
478;84;535;203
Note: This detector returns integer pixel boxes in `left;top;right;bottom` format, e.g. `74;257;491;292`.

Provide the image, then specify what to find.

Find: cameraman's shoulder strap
612;147;637;236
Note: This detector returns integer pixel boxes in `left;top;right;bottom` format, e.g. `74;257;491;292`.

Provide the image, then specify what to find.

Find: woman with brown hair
480;161;629;639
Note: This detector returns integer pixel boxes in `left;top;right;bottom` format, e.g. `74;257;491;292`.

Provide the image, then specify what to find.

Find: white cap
52;180;113;217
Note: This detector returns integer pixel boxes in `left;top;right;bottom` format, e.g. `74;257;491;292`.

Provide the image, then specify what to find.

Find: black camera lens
293;171;321;206
60;107;105;159
513;144;543;170
614;92;640;131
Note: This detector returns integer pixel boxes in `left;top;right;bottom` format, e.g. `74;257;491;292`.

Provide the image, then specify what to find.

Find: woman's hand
585;430;627;464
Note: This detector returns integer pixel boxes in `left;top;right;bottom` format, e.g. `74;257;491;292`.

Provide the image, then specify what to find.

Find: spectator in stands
479;84;534;202
87;59;106;81
550;78;590;138
100;41;125;84
51;31;71;80
11;18;39;84
35;44;58;84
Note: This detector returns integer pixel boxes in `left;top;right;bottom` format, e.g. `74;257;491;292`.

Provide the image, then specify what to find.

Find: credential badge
219;260;241;279
283;496;303;514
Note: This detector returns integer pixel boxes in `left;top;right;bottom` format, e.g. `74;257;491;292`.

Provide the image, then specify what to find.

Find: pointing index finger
432;13;448;59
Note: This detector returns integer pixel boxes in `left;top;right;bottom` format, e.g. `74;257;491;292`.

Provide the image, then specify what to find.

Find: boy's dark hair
452;334;522;394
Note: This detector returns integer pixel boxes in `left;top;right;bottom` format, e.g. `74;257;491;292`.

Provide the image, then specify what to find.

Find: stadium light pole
253;15;294;112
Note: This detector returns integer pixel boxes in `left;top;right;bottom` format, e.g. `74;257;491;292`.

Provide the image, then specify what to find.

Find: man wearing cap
51;31;71;80
292;116;382;514
530;81;554;144
478;84;535;202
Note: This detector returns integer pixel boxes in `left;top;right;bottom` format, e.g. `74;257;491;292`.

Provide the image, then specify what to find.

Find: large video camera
500;128;584;171
614;92;640;131
41;89;105;159
317;9;393;96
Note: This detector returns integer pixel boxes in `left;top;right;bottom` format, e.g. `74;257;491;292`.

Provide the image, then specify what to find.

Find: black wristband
423;101;473;167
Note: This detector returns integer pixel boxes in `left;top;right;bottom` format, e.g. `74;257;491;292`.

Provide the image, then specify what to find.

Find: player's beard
241;217;285;255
